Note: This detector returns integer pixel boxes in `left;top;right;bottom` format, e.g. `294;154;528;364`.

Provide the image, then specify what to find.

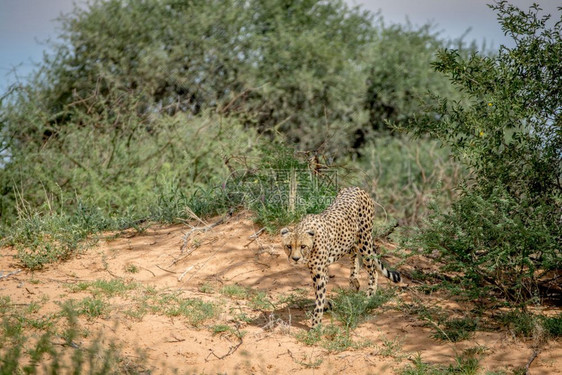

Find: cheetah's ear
280;227;291;236
306;229;315;237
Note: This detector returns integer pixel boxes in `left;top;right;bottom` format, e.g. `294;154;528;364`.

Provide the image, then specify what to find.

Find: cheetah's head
280;227;314;264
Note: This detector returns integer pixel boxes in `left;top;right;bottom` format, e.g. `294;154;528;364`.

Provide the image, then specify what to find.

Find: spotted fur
280;187;401;328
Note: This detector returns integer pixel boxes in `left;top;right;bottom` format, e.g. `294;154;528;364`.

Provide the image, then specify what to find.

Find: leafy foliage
0;105;261;224
351;135;461;226
5;0;375;155
432;317;478;342
329;288;395;330
361;21;461;135
403;2;562;302
541;313;562;338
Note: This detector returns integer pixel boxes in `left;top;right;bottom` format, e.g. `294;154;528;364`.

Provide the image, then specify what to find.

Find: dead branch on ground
205;324;243;361
178;208;233;254
243;227;265;248
0;269;21;280
525;349;540;374
156;265;177;274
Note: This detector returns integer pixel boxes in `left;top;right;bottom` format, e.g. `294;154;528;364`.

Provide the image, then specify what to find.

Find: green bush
243;144;338;231
1;0;466;174
2;0;374;156
351;135;461;226
361;21;462;135
1;106;261;223
402;2;562;302
541;314;562;338
0;108;266;268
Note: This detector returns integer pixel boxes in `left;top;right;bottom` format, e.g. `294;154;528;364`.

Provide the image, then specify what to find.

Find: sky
0;0;559;93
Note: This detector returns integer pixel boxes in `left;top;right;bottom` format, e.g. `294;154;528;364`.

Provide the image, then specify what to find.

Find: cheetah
280;186;401;328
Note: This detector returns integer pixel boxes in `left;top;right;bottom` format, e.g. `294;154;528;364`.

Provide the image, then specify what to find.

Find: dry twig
243;227;266;248
156;265;177;274
179;208;232;253
177;265;195;282
525;349;540;374
0;269;21;280
205;324;243;361
140;266;156;277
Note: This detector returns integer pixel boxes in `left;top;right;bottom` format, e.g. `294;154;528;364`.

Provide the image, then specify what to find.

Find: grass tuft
329;288;395;330
432;317;478;342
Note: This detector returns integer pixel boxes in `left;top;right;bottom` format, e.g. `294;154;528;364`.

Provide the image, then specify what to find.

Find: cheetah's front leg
310;266;328;328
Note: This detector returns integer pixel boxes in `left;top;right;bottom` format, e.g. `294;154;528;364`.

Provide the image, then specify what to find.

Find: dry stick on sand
177;265;194;282
178;207;233;254
525;349;540;374
139;266;156;277
156;265;177;274
0;269;22;280
243;227;265;248
167;209;232;269
205;324;243;361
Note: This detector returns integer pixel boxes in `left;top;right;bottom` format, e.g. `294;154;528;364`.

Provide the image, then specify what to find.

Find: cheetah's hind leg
349;251;361;291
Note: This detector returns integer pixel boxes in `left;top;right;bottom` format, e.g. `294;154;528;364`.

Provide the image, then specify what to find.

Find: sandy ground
1;212;560;374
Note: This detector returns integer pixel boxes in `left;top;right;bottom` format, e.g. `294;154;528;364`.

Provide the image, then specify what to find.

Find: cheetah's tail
375;257;401;283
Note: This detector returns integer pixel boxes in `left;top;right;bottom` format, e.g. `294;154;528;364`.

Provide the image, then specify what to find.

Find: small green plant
151;293;218;327
66;279;138;297
21;315;56;331
211;324;231;335
295;324;371;353
232;312;253;324
122;307;147;321
0;296;12;314
249;291;274;310
210;324;245;339
90;279;138;296
124;264;139;273
220;284;249;299
377;336;403;358
295;325;324;346
498;310;538;338
400;348;482;375
329;288;395;330
198;282;215;294
541;313;562;337
278;289;312;310
220;285;274;310
77;297;108;319
67;281;91;293
432;317;478;342
321;326;370;352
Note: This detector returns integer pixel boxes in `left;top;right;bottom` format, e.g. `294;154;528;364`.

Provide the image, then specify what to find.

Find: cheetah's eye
300;245;307;250
286;245;292;250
